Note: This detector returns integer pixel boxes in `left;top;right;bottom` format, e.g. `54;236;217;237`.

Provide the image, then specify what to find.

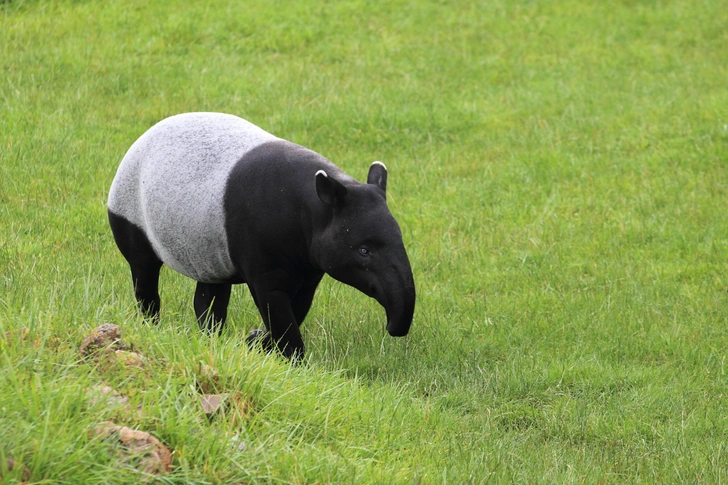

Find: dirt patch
3;327;41;349
80;324;131;358
93;421;172;475
112;350;146;368
1;458;31;482
80;324;148;376
88;384;131;408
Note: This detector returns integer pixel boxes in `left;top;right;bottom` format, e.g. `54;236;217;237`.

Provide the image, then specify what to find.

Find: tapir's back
108;112;278;283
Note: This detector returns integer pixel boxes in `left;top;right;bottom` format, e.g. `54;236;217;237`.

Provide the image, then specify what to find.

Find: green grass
2;0;728;482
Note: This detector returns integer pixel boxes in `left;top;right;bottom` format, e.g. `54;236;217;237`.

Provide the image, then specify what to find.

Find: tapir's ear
367;161;388;194
315;170;348;206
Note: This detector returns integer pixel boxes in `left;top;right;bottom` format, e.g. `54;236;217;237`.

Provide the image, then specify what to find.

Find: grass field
2;0;728;482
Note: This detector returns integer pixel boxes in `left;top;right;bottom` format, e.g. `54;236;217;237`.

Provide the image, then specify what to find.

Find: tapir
107;112;416;360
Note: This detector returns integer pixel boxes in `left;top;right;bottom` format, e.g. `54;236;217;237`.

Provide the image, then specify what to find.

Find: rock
199;393;230;416
198;392;254;426
80;324;131;358
245;329;273;352
113;350;146;368
3;328;33;348
87;385;143;417
88;385;130;408
2;458;31;482
93;421;172;475
199;392;254;428
230;434;247;453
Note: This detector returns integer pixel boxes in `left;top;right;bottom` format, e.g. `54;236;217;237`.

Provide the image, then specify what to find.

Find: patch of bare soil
92;422;172;475
1;458;31;483
79;324;131;358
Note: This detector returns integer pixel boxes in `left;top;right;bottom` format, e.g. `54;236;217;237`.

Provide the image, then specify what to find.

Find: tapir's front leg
291;275;324;325
250;284;305;360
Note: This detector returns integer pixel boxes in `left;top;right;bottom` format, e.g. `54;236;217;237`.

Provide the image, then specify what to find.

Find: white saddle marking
108;112;278;282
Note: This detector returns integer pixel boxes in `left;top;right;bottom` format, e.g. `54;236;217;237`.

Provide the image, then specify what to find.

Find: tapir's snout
385;282;415;336
376;255;416;337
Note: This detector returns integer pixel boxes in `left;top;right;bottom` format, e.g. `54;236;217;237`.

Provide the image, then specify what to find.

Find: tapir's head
312;162;415;337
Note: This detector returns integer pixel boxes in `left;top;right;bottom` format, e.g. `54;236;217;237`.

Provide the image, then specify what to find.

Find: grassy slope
1;0;728;483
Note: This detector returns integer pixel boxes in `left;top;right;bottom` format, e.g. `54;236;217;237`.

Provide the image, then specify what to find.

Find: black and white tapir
108;112;416;360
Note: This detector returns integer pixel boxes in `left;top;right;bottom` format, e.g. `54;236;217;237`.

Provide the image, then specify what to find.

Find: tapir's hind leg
108;211;163;321
194;282;232;334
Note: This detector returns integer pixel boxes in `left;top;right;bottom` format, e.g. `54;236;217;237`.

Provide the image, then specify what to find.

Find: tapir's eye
359;247;369;256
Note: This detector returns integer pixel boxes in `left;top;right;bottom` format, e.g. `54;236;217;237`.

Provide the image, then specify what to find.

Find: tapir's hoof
246;329;272;352
246;329;265;342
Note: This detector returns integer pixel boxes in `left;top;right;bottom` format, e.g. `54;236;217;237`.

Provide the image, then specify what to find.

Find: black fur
108;211;162;320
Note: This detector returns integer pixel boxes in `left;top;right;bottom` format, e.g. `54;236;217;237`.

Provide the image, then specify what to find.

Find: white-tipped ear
367;161;388;193
315;170;348;205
